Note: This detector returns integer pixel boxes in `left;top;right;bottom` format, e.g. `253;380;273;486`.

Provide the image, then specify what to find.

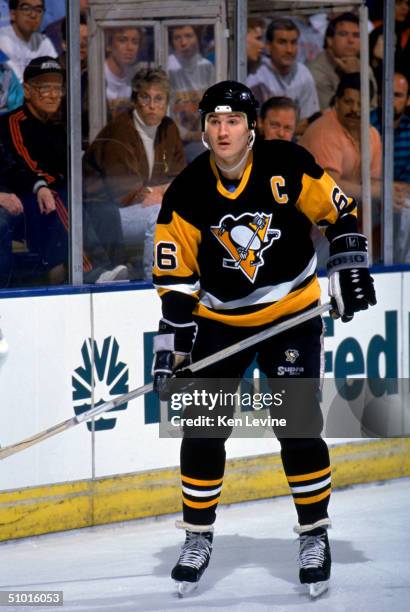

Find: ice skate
171;526;213;596
298;526;331;598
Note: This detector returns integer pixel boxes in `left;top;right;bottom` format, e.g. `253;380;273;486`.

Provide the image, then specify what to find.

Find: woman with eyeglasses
0;0;57;83
83;68;187;281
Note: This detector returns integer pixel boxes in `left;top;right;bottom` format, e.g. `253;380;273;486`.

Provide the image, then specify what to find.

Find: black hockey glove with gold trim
327;233;376;322
152;319;197;400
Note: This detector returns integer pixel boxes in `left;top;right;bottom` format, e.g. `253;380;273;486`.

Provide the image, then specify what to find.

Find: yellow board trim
287;466;331;483
1;439;410;541
181;475;224;486
182;495;220;509
294;487;331;505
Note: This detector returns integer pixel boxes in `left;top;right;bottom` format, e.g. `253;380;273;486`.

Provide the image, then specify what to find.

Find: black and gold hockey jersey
153;139;357;327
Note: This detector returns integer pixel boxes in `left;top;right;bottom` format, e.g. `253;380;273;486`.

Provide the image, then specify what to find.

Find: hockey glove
327;233;376;322
152;319;197;400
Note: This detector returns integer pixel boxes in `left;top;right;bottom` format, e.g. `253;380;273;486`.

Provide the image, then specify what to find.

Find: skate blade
308;580;329;598
176;581;198;597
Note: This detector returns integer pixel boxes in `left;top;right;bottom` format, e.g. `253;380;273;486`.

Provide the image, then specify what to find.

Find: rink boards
0;269;409;540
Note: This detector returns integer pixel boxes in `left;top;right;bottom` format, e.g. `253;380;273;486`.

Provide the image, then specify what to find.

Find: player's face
205;112;250;167
11;1;44;37
393;73;409;120
268;29;298;72
335;88;361;130
135;84;168;126
259;107;296;141
110;29;140;66
327;22;360;58
172;27;199;59
24;73;64;118
247;27;265;62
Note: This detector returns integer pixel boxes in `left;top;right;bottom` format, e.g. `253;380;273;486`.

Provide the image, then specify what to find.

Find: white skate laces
299;532;327;569
177;531;213;570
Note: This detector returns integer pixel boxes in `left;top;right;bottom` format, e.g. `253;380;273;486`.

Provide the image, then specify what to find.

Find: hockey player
152;81;376;597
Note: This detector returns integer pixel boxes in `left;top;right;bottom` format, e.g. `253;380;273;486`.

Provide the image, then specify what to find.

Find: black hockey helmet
198;80;259;130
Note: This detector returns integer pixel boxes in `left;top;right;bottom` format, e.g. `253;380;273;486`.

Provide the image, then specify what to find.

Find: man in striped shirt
371;71;410;262
371;71;410;193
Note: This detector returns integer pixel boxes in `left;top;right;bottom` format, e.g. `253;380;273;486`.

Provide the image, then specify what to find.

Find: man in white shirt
0;0;57;82
167;24;215;161
246;17;319;136
105;26;143;120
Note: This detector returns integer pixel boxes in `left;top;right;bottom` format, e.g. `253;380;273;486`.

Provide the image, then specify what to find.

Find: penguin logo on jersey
211;212;281;282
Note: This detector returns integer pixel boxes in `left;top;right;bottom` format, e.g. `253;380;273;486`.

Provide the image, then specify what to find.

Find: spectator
83;68;186;280
247;17;265;75
258;95;298;141
0;56;69;284
299;73;385;259
307;12;378;111
105;26;143;120
167;24;215;161
300;73;382;204
43;0;88;56
290;14;328;64
369;25;384;96
0;0;57;82
246;17;320;136
0;48;23;113
373;1;410;64
395;0;410;67
371;71;410;261
371;71;410;186
0;56;127;285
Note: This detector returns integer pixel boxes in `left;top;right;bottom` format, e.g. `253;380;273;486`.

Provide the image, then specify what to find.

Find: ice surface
1;478;409;611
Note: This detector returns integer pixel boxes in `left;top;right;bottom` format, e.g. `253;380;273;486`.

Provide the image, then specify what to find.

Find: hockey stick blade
0;302;330;460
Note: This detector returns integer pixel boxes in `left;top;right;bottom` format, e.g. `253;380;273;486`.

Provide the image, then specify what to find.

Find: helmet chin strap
202;129;256;175
201;132;211;151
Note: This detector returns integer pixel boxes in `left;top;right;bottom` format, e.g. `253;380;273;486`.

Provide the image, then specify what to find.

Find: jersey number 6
156;241;178;270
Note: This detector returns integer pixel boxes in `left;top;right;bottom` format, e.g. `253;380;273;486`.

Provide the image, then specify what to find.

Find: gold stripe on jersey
153;211;200;288
287;466;331;483
210;151;253;200
293;487;331;505
296;172;357;225
194;276;321;327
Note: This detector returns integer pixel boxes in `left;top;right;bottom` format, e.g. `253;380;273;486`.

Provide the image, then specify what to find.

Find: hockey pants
179;310;331;528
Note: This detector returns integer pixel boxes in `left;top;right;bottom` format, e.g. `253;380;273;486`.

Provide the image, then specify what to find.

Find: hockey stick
0;302;331;460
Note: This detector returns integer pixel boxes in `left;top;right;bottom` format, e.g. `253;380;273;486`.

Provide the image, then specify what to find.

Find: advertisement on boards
0;272;408;490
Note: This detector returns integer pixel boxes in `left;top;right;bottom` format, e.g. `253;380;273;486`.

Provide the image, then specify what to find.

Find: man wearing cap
0;55;69;283
0;56;128;285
